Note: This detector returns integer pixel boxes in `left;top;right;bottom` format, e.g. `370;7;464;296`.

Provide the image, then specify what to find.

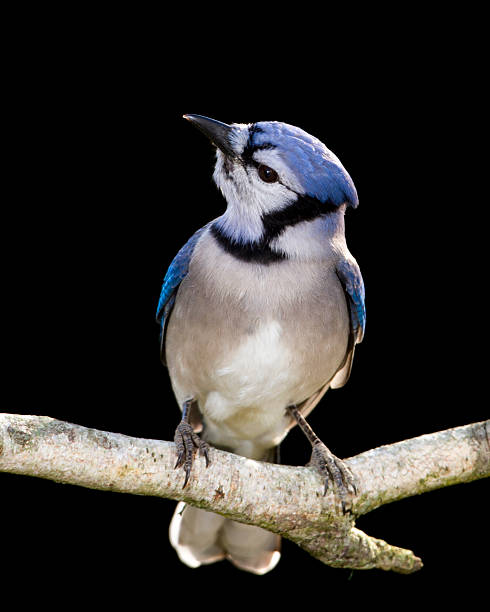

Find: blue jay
156;115;365;574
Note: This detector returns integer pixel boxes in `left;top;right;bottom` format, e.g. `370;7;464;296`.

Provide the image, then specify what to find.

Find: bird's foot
287;405;357;513
174;420;210;488
309;441;357;514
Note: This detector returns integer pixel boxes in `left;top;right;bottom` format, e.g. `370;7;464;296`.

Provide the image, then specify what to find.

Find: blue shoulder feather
336;258;366;343
156;225;208;360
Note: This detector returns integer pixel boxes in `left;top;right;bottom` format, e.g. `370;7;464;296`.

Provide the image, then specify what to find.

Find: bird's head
184;114;358;253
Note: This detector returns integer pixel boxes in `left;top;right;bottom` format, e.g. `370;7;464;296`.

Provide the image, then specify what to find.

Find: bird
156;114;365;575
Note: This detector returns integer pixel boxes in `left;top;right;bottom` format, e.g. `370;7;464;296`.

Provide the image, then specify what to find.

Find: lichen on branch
1;414;488;573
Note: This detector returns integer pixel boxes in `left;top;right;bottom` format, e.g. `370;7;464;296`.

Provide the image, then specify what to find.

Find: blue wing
336;257;366;344
327;256;365;389
156;224;208;363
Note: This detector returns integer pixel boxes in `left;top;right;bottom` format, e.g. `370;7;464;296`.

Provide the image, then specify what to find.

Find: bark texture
1;414;488;573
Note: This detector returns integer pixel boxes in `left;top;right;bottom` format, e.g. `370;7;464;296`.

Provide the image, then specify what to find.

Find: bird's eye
257;164;279;183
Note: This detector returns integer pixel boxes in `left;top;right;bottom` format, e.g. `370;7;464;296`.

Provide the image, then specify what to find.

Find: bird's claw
174;420;210;488
309;442;357;514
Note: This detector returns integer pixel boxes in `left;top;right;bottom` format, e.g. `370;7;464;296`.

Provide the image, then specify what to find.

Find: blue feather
156;224;208;333
252;122;358;208
336;258;366;343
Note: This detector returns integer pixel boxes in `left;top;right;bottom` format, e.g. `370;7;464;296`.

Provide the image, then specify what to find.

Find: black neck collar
211;223;286;264
211;194;338;265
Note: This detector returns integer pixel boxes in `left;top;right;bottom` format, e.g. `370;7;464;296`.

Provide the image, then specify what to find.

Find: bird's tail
169;502;281;575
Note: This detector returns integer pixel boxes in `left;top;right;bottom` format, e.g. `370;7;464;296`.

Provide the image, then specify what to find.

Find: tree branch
1;414;488;573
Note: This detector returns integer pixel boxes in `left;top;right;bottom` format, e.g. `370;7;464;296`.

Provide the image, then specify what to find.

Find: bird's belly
168;311;347;450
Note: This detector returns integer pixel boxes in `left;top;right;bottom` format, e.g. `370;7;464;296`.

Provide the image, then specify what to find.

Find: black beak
183;114;235;158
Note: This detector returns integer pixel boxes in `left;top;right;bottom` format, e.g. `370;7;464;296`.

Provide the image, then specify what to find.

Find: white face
212;124;303;243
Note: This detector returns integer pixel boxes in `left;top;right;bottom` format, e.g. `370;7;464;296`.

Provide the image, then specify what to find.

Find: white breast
206;319;292;414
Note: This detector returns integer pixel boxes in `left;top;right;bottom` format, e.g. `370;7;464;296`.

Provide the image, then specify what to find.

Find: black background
3;12;487;607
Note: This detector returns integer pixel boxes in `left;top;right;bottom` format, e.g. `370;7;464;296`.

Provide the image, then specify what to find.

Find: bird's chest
166;249;349;420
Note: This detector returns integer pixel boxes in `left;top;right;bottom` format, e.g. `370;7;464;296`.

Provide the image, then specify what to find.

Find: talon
310;442;357;513
174;451;184;470
199;441;210;467
183;464;191;489
173;419;210;487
